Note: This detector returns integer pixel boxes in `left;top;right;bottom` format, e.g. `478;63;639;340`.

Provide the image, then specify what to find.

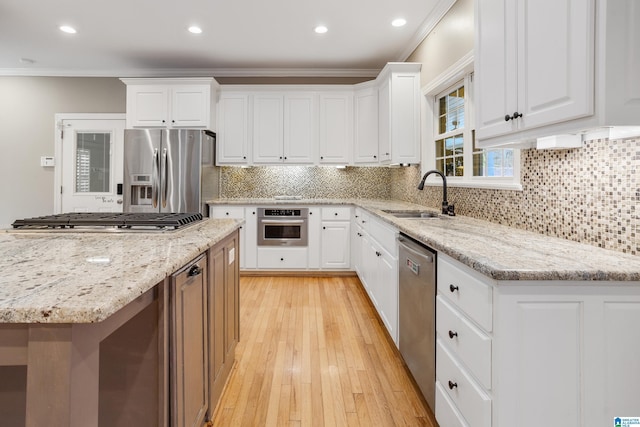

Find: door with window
58;115;126;213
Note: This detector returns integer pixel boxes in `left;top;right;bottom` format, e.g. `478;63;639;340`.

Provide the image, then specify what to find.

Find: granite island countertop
0;218;242;324
208;198;640;282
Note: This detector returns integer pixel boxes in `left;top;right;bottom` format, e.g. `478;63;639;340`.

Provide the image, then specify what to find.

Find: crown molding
395;0;458;61
0;67;381;78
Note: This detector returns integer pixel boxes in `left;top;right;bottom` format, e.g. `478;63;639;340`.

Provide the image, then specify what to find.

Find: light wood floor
211;275;437;427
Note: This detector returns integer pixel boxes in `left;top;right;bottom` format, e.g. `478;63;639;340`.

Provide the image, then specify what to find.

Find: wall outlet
40;156;55;167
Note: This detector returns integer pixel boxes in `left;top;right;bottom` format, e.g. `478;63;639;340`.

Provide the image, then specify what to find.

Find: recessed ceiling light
59;25;77;34
314;25;328;34
188;26;203;34
391;18;407;27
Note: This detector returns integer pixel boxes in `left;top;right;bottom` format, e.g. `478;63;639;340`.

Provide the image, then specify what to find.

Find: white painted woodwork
436;381;471;427
252;94;284;163
318;92;353;164
476;0;640;147
377;244;398;342
437;296;492;389
437;339;492;427
354;84;380;164
283;92;316;164
438;255;493;332
122;79;214;129
217;93;250;164
377;63;422;164
257;247;309;269
307;207;321;269
321;206;351;221
209;206;256;269
320;221;351;269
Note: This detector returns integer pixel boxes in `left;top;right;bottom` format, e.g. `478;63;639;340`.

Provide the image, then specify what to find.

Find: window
426;72;520;189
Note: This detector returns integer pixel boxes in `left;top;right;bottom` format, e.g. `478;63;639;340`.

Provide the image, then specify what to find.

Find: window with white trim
428;73;520;189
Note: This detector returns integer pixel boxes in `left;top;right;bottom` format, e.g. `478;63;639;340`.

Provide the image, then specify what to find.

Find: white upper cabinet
284;92;317;164
217;93;250;165
475;0;640;147
354;83;380;164
121;78;217;129
377;63;421;164
319;92;353;164
253;92;316;164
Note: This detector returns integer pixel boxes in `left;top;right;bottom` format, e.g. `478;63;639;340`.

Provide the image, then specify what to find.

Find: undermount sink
382;210;445;219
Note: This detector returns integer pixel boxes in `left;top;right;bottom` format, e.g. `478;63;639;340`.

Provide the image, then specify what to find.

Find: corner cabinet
435;252;640;427
121;78;219;130
475;0;640;147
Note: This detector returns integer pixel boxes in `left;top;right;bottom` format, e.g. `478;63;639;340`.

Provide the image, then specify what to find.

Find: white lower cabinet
209;206;257;269
320;207;351;270
257;247;308;269
437;252;640;427
352;209;399;344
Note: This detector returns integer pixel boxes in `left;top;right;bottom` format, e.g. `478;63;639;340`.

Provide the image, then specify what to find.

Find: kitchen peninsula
0;218;242;427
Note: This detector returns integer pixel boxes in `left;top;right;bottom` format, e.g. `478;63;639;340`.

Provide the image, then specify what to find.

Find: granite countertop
208;198;640;282
0;219;242;324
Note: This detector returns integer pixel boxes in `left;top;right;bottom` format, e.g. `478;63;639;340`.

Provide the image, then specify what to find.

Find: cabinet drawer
321;206;351;221
436;380;471;427
257;247;308;269
436;339;491;427
438;255;493;331
210;206;245;219
437;296;492;389
368;217;398;257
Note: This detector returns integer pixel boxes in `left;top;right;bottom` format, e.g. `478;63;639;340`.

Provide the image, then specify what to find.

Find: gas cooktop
11;212;203;231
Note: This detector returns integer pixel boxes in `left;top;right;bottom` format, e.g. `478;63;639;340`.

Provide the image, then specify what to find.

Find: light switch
40;156;55;167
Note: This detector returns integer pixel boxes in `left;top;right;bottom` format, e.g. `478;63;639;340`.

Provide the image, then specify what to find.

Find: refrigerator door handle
152;148;159;208
161;147;168;208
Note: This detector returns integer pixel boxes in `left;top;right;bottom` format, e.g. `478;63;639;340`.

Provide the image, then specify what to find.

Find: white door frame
54;113;126;213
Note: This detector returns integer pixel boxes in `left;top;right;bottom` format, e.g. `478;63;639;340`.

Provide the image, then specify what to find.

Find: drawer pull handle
449;284;459;292
448;330;458;339
448;380;458;390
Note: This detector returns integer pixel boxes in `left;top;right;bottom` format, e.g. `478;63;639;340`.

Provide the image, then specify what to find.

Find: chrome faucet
417;169;455;216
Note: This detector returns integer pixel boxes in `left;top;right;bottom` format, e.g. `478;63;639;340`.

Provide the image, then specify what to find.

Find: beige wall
407;0;474;85
0;77;126;228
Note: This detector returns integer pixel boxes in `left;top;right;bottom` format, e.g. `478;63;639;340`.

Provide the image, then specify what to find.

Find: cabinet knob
505;111;523;121
309;211;313;215
225;212;229;216
320;156;324;160
334;212;338;216
280;257;284;261
448;330;458;339
375;251;382;257
243;156;247;159
373;155;377;159
162;120;166;123
323;226;326;230
448;381;458;390
357;232;362;237
279;156;283;159
172;119;175;123
284;156;287;160
449;284;459;293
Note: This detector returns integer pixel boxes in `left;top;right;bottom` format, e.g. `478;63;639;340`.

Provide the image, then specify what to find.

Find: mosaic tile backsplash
217;137;639;256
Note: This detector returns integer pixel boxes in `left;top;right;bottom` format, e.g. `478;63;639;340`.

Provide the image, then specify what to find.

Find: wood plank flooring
211;275;437;427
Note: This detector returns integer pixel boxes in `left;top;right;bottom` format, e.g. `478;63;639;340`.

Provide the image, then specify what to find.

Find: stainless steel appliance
398;233;436;412
123;129;215;214
11;212;203;232
257;208;308;246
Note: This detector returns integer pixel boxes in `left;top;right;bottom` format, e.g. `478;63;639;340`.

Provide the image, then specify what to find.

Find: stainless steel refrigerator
123;129;215;214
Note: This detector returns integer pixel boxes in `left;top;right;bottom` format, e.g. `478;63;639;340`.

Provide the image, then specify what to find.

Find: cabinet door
171;85;210;128
284;92;316;164
307;207;321;269
321;221;351;269
127;85;169;127
377;247;398;343
389;72;421;164
475;0;518;139
319;92;353;164
208;245;226;404
217;94;250;164
171;255;208;427
377;79;391;163
243;207;258;269
354;86;379;164
253;94;284;164
516;0;594;130
224;234;239;360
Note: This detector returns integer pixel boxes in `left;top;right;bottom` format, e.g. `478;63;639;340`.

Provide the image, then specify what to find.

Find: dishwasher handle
398;236;434;263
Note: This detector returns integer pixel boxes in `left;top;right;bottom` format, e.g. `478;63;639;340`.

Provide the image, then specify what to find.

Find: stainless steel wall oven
257;208;308;246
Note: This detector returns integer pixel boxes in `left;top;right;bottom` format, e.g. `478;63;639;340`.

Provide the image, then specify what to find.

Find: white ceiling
0;0;452;78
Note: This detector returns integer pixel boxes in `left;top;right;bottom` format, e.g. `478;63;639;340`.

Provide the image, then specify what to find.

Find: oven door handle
260;219;306;224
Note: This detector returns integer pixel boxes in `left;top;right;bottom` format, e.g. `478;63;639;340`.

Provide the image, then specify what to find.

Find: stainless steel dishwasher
398;233;436;412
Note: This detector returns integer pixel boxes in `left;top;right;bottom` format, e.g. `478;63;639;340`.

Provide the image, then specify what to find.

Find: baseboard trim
240;270;357;277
